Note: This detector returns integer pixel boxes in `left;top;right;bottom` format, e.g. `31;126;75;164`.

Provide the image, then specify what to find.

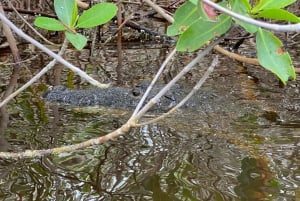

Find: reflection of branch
202;0;300;32
0;120;132;158
136;56;219;126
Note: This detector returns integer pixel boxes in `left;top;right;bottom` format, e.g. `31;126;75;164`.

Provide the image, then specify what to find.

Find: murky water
1;38;300;200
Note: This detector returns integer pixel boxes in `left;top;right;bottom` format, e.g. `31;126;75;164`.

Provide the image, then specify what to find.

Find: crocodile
42;81;221;112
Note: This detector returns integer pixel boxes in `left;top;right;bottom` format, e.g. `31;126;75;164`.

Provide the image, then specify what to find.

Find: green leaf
167;1;199;36
176;14;232;52
34;17;66;31
72;1;78;27
54;0;76;26
239;0;251;10
256;28;295;84
188;0;197;5
76;3;117;28
65;31;87;50
230;0;258;33
256;9;300;23
252;0;296;13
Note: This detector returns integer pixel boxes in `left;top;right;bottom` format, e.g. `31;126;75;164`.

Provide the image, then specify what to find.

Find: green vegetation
167;0;298;84
34;0;117;50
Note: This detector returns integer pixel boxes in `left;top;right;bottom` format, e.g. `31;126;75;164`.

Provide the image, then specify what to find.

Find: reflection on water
0;105;241;200
235;157;279;200
0;97;299;200
0;41;300;200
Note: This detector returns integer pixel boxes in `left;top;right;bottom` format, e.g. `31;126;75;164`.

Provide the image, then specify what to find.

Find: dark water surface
0;40;300;201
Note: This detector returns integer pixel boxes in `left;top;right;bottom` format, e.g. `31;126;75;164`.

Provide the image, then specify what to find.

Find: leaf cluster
167;0;297;84
34;0;117;50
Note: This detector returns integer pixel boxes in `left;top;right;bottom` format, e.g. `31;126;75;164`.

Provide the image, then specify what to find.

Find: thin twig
213;45;300;73
131;35;226;123
0;122;132;159
135;56;219;126
130;48;177;118
214;45;259;65
2;54;40;66
143;0;174;23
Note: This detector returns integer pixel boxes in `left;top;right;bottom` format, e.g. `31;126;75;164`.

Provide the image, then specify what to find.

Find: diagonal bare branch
135;56;219;127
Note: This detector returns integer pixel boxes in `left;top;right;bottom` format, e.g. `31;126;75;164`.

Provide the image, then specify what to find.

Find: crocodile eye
132;88;141;96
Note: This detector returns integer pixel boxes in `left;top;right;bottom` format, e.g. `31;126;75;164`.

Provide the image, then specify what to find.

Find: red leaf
203;2;217;19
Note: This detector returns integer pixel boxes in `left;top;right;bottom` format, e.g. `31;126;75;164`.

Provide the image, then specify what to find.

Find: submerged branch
0;123;131;159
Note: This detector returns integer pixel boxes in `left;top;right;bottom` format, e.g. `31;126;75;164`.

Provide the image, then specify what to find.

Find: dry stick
214;45;300;73
103;12;135;45
2;54;40;66
0;39;69;108
131;48;177;118
2;6;56;18
76;0;89;9
214;45;259;65
136;56;219;127
131;35;225;123
143;0;174;23
0;12;108;91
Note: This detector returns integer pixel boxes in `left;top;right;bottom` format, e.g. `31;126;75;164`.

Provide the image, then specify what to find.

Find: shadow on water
0;40;300;200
